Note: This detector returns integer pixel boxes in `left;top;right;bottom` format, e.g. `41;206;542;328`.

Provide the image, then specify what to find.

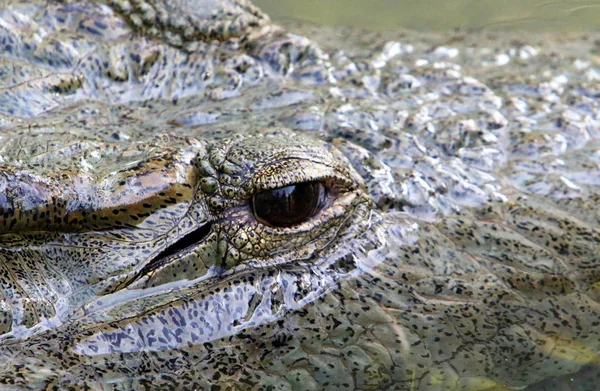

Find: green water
254;0;600;32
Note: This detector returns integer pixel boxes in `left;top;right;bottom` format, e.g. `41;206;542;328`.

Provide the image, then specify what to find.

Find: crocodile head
1;0;600;390
0;129;375;328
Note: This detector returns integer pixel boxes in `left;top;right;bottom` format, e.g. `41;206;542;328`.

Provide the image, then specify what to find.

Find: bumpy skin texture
0;0;600;390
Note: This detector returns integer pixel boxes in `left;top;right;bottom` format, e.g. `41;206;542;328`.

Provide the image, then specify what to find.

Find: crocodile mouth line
138;222;213;277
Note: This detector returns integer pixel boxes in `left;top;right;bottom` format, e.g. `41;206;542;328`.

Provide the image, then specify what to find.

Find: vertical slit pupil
252;181;325;227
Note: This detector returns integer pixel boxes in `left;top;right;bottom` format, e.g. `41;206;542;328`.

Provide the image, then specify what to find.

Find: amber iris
252;182;326;227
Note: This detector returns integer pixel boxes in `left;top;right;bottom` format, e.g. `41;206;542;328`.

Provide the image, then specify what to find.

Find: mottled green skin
0;0;600;390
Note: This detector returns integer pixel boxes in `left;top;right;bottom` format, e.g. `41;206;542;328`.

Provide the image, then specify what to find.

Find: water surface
255;0;600;32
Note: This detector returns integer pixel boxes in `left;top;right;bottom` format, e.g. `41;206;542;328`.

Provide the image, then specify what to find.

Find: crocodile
0;0;599;390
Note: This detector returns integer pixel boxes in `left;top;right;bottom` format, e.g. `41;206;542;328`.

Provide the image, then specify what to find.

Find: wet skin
0;0;600;390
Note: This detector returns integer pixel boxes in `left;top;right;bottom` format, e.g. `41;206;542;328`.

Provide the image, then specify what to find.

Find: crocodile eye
252;181;326;227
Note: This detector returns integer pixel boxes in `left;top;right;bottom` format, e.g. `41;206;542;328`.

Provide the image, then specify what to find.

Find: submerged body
0;0;599;390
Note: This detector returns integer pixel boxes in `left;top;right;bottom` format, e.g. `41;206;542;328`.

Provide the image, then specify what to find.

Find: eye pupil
252;182;325;227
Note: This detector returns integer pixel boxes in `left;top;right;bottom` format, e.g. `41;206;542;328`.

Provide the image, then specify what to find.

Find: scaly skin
0;0;600;390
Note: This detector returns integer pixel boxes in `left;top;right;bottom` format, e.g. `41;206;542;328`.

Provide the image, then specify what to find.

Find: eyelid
248;158;355;196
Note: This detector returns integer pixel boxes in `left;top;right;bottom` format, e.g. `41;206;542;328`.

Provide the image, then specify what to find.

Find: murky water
255;0;600;32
